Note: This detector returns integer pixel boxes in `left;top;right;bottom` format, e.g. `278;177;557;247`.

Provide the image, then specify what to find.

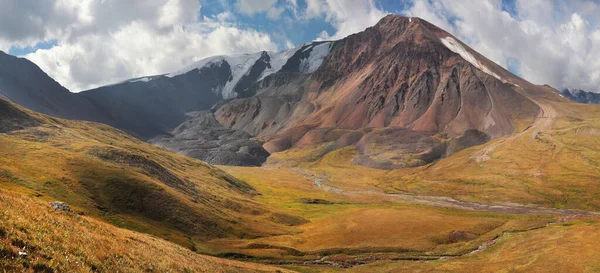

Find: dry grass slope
0;189;292;273
316;216;600;273
0;99;299;251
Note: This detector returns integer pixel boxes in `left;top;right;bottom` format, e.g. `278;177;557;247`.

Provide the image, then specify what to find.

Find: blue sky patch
8;40;58;56
200;0;408;48
506;57;521;76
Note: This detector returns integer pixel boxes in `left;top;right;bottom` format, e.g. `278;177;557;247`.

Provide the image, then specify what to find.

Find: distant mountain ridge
561;89;600;104
0;41;335;138
0;51;110;124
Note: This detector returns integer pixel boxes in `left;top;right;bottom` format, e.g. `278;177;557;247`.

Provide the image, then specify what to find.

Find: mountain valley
2;13;600;273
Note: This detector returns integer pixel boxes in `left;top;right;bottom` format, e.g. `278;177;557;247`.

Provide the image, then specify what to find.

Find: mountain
0;51;108;123
0;42;334;141
0;15;568;170
74;41;335;140
0;43;337;166
197;15;559;169
0;15;567;170
561;88;600;104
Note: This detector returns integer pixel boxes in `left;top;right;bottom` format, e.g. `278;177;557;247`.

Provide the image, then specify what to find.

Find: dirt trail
472;85;558;162
294;169;600;216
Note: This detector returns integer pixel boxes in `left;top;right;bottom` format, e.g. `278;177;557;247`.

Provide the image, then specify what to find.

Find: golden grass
4;98;600;272
0;100;297;252
239;207;503;252
0;188;293;273
215;166;554;262
326;217;600;273
250;100;600;271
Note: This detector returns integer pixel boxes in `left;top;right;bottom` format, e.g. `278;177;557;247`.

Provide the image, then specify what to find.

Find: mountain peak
373;14;442;35
376;14;413;26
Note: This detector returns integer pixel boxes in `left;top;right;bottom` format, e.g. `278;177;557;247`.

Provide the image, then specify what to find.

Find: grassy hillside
243;98;600;271
0;99;299;251
0;188;292;273
3;94;600;272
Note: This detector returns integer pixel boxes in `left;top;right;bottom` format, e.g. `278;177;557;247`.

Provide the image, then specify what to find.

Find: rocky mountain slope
74;41;335;140
150;111;270;166
203;15;560;169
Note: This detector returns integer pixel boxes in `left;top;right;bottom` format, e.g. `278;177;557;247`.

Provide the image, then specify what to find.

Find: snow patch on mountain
561;88;600;104
299;42;332;73
440;36;505;82
167;53;264;99
130;77;152;83
167;57;223;78
258;47;300;81
220;53;265;99
163;42;333;99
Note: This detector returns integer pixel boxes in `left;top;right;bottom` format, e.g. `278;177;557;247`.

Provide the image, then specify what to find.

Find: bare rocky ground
150;111;270;166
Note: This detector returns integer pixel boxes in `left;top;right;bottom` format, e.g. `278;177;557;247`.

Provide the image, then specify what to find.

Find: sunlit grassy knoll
0;188;293;273
267;146;388;192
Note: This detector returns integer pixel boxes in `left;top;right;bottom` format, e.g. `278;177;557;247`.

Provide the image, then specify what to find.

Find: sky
1;0;599;93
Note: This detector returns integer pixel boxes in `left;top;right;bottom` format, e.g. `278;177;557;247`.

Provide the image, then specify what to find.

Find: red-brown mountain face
212;15;564;169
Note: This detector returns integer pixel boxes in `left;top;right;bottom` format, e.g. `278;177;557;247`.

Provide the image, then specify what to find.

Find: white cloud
266;6;285;19
216;11;235;22
1;0;278;92
284;40;295;49
405;0;600;92
235;0;286;20
236;0;277;15
305;0;388;40
317;30;330;40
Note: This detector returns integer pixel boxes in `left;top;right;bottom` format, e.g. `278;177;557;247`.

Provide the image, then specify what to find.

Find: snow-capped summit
161;41;334;99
